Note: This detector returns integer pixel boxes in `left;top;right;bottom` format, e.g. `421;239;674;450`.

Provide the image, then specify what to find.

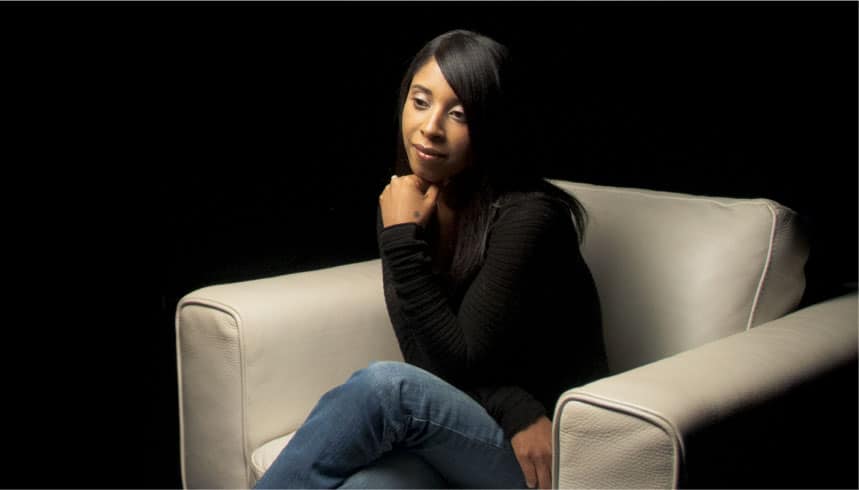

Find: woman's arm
377;193;575;384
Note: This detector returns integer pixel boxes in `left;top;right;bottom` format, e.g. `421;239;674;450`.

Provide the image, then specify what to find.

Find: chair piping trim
559;181;797;211
174;307;188;489
745;201;779;330
562;181;789;333
553;389;684;489
176;297;252;488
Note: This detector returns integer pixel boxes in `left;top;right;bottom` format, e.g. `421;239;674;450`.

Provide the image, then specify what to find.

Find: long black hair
394;29;588;297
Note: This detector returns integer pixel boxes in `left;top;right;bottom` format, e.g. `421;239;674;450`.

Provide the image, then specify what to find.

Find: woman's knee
350;361;430;398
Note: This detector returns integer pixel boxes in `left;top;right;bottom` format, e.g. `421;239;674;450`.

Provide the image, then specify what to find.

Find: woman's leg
337;450;448;489
253;361;527;489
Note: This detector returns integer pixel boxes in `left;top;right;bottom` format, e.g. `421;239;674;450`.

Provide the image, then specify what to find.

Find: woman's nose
420;110;445;140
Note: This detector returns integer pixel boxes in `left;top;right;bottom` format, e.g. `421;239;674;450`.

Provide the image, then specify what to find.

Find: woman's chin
409;163;443;185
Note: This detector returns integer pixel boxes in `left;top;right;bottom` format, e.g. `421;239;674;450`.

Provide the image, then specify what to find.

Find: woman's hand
511;416;553;489
379;174;440;228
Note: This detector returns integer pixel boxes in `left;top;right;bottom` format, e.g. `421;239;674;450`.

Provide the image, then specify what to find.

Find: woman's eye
450;110;466;122
412;97;429;109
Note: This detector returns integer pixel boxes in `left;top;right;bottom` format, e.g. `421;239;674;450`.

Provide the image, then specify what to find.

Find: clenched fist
379;174;440;228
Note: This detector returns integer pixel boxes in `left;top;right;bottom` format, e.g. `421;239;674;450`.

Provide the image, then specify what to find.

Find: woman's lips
413;143;446;161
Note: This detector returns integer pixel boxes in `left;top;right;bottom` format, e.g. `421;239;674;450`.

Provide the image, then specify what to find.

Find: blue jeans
254;361;528;489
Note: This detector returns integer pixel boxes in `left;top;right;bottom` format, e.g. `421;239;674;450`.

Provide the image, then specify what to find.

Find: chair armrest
176;259;401;489
553;292;858;489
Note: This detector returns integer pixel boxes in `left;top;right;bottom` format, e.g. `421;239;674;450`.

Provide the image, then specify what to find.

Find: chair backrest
551;180;809;373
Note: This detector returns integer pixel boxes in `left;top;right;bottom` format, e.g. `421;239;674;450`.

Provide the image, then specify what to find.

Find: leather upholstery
555;399;678;489
550;181;809;373
175;180;848;489
554;292;857;488
251;432;295;481
176;260;401;489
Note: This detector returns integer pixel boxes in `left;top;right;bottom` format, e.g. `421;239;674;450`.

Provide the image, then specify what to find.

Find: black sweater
377;191;608;438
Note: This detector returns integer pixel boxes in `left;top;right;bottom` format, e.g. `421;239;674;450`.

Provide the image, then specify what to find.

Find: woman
254;29;607;489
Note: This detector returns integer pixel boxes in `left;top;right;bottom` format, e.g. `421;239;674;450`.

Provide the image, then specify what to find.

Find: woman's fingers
380;174;398;198
515;455;537;489
379;174;439;227
516;452;552;489
515;453;550;489
423;183;440;203
536;455;552;489
511;416;553;489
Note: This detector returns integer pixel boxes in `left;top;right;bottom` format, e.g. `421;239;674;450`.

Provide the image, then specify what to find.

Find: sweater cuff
378;222;434;286
500;398;548;438
379;222;424;245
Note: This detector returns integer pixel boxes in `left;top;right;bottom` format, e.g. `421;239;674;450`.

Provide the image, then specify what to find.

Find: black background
2;1;856;488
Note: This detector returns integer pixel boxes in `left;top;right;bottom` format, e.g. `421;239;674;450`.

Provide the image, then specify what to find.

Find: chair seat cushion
250;432;296;480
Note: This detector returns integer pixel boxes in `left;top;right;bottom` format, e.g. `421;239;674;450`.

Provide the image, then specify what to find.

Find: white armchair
175;180;857;489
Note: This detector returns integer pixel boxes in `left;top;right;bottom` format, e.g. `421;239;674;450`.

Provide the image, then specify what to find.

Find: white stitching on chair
745;201;779;330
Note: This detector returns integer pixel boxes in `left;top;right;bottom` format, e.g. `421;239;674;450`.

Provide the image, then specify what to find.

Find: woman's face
402;57;473;185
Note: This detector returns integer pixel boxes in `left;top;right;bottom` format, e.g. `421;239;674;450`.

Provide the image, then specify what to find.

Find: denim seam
407;415;507;450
